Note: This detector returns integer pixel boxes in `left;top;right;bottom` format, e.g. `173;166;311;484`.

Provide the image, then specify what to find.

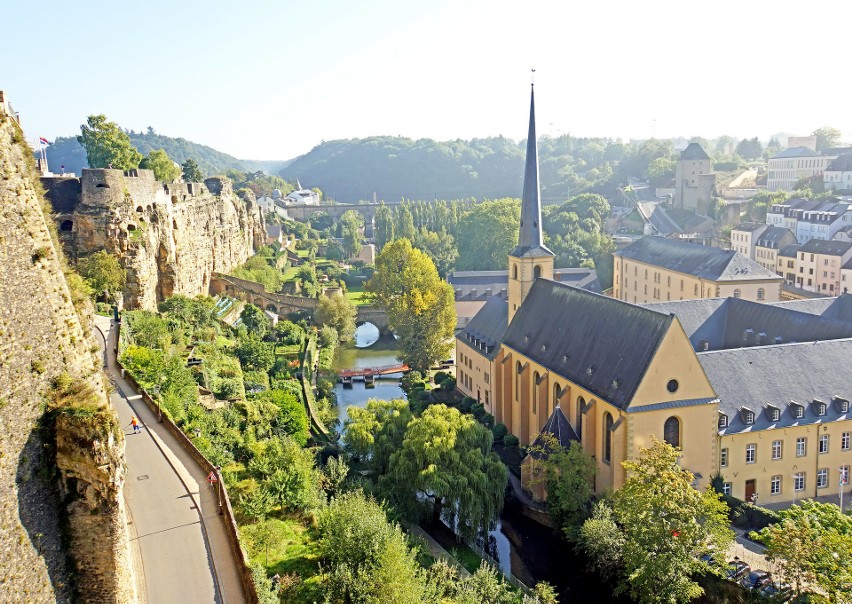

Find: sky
3;0;851;161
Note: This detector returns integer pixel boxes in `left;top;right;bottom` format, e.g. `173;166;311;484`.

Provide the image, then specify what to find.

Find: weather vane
531;67;536;86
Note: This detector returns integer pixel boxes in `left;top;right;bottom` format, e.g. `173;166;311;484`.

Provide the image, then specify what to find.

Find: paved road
95;316;247;604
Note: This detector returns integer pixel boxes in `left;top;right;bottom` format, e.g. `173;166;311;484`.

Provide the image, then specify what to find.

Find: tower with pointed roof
508;84;554;322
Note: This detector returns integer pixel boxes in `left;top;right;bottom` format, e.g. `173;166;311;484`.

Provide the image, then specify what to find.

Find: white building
767;147;836;192
824;155;852;192
765;198;852;243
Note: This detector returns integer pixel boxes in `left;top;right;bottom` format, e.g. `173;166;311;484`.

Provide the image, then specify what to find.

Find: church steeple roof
511;84;554;259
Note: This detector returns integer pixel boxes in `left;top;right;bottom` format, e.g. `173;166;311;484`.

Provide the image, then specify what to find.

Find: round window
667;379;679;393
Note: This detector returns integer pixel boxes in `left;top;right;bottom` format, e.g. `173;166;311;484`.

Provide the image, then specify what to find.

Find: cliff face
0;105;135;602
44;169;265;310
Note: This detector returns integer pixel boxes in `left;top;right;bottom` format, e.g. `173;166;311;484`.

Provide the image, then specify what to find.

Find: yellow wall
455;340;494;414
720;421;852;505
508;254;554;322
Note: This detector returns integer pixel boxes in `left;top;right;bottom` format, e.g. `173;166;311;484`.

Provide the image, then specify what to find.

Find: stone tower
674;142;715;214
508;84;554;322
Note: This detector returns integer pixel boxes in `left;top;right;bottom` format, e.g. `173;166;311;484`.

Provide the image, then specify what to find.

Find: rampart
43;168;265;309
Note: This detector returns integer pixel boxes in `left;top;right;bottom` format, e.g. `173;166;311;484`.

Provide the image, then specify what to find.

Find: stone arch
553;383;561;410
127;223;137;231
534;265;542;279
136;206;144;212
266;304;278;312
515;360;522;400
60;219;73;232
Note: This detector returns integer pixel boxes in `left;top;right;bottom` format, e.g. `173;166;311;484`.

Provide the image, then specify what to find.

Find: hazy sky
3;0;851;160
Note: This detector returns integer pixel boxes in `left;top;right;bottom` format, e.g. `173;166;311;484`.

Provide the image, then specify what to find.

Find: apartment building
767;147;836;192
795;239;852;295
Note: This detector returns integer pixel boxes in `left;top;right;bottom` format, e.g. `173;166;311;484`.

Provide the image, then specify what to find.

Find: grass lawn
275;344;302;357
344;281;371;306
282;265;300;282
295;249;310;258
449;543;482;574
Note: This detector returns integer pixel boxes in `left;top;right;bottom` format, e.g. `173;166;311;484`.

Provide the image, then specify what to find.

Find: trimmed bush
491;423;508;444
504;434;520;448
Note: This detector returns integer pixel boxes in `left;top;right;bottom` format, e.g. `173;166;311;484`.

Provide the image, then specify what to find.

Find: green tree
812;126;843;151
181;158;203;182
578;501;625;579
234;335;275;372
126;311;171;349
140;148;181;182
77;250;126;302
248;436;323;512
250;518;283;566
647;156;675;187
735;137;763;160
366;239;456;371
610;437;733;604
529;438;596;537
339;209;364;259
415;227;458;278
77;114;143;169
314;292;356;343
254;389;309;446
455;198;520;270
343;399;412;475
385;404;507;541
240;303;271;337
375;202;395;250
318;490;426;604
754;500;852;600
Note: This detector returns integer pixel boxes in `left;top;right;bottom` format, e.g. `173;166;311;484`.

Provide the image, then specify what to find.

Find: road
94;315;247;604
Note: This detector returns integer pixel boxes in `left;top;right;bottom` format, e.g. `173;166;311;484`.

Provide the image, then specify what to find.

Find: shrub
433;371;450;385
504;434;520;448
469;401;483;418
491;423;508;444
480;412;495;429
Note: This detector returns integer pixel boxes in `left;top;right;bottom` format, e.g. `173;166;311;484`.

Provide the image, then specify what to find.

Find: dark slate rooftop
456;296;508;360
680;142;710;161
614;236;780;281
772;146;821;159
448;268;601;301
756;226;794;248
827;154;852;172
732;222;767;233
699;339;852;436
528;405;580;459
778;244;801;258
799;238;852;256
643;295;852;351
503;280;673;409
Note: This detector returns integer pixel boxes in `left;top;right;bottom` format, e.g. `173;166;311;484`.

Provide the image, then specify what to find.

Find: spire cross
531;67;536;86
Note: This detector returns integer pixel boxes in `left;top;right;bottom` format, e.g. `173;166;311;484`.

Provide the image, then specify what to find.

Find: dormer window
834;397;849;413
792;403;804;419
744;411;755;425
718;414;728;429
767;406;780;422
814;400;827;416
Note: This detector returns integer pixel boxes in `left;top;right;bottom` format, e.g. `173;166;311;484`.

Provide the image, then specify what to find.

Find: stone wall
0;103;136;602
44;169;265;310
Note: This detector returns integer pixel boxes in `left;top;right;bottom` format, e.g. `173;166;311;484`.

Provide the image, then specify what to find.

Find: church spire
512;83;553;258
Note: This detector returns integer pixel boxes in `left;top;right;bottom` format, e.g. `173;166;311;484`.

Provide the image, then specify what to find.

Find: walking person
129;415;140;434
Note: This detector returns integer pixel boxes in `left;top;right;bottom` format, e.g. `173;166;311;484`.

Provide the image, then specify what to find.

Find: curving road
94;315;247;604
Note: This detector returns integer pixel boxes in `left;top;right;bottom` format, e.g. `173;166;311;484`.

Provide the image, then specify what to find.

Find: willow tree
343;399;412;475
385;404;507;541
366;238;456;371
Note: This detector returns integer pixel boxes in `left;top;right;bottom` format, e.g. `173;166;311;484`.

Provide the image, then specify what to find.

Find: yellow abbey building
456;86;852;506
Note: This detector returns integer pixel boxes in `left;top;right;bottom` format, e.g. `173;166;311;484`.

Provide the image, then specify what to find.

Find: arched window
515;361;522;400
576;396;585;438
733;289;741;298
534;265;542;279
603;413;613;463
513;264;518;280
757;288;765;300
532;372;539;413
644;284;648;294
664;416;680;448
553;383;560;409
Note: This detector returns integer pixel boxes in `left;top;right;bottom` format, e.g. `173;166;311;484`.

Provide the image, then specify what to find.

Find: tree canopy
76;250;125;302
181;158;204;182
366;238;456;371
140;148;181;182
77;114;143;170
455;198;520;270
314;292;356;343
812;126;843;151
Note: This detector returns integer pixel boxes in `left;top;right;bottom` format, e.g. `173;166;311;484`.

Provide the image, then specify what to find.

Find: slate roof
772;146;822;159
827;154;852;172
456;296;508;361
527;406;580;459
643;295;852;351
448;268;601;301
614;236;781;281
732;222;767;233
799;238;852;256
503;280;673;409
680;142;710;161
778;244;801;258
699;339;852;436
756;226;794;248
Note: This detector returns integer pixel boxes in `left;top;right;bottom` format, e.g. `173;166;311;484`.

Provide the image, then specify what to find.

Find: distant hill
281;136;526;203
44;132;291;178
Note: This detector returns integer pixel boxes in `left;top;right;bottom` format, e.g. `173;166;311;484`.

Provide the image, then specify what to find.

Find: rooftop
771;146;823;159
799;238;852;256
732;222;767;233
457;296;508;360
614;236;781;282
680;142;710;161
826;154;852;172
527;406;579;459
755;226;794;248
448;268;601;301
778;244;801;258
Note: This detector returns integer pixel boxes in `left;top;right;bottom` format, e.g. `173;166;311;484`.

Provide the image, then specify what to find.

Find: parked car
759;581;791;598
725;560;751;581
740;570;771;590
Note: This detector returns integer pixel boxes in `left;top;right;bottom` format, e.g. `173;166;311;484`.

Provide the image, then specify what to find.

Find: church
456;86;852;505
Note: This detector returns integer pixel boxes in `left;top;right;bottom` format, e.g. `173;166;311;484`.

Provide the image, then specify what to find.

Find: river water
332;324;622;601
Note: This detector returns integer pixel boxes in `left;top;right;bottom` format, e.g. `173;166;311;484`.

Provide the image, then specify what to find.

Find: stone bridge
211;273;389;330
284;201;406;224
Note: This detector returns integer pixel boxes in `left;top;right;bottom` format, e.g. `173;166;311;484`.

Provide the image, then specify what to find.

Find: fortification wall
0;105;136;602
45;168;264;309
